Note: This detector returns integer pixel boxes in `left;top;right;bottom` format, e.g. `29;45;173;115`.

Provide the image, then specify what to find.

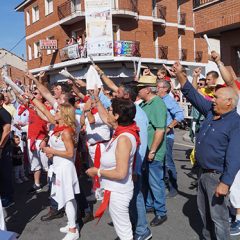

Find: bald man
173;62;240;240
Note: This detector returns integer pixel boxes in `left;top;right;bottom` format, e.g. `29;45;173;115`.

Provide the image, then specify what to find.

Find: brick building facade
194;0;240;77
16;0;208;82
0;49;28;87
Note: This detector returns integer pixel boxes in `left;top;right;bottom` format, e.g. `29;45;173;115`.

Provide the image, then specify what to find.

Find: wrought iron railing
195;50;203;62
158;45;168;59
193;0;218;9
178;13;186;25
58;0;83;20
180;48;187;61
112;0;138;13
153;4;166;20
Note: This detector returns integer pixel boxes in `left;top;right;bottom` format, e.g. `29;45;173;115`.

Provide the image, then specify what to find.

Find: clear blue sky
0;1;26;59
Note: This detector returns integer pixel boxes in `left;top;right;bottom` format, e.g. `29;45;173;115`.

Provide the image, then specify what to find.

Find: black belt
201;169;222;174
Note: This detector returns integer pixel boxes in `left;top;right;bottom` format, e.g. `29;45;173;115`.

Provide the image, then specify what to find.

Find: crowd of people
0;50;240;240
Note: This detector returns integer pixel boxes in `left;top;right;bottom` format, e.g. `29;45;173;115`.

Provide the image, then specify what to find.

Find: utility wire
0;35;26;60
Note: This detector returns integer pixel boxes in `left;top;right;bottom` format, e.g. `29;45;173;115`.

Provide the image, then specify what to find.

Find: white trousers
109;191;133;240
27;139;48;172
65;199;77;228
230;170;240;208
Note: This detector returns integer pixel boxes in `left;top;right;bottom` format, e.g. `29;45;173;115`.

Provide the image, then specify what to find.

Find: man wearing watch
157;80;184;198
0;93;13;208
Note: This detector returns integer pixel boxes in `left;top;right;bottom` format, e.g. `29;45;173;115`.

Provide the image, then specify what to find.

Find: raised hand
193;67;201;78
209;51;221;64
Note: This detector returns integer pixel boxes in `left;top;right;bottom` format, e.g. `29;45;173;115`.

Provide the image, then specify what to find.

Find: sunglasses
197;83;204;87
33;92;39;95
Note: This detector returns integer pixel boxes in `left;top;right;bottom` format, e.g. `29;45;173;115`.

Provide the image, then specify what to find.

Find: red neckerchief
18;104;28;115
112;122;140;146
51;125;74;136
94;121;140;223
83;95;98;114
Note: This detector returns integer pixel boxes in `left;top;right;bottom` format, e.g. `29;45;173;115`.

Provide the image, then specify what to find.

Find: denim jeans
165;137;178;193
0;144;14;200
129;175;149;235
197;172;230;240
145;160;167;217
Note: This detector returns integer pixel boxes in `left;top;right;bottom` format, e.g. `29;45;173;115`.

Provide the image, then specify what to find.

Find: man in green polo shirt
137;75;167;227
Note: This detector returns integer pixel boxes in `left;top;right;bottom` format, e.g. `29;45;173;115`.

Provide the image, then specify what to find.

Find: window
113;25;120;42
45;0;53;15
32;6;39;23
26;10;30;26
34;41;40;58
28;45;32;60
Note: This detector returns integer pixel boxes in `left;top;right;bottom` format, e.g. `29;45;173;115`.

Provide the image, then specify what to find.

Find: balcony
59;40;140;61
58;0;85;25
193;0;220;9
178;13;186;29
152;4;166;25
195;50;203;62
157;45;168;59
180;48;187;61
112;0;138;18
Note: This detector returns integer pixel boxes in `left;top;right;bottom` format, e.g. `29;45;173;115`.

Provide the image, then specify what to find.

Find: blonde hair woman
27;91;80;240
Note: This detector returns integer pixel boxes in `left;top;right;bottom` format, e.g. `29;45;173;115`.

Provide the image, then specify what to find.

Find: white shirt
85;112;110;145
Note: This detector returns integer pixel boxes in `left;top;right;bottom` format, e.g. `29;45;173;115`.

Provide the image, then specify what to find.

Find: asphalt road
3;129;240;240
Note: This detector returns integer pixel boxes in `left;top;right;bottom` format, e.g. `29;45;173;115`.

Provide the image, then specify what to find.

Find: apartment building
0;48;28;86
16;0;208;82
194;0;240;78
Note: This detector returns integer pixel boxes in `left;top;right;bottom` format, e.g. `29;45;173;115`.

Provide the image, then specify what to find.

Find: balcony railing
112;0;138;13
193;0;218;9
180;49;187;61
178;13;186;25
195;50;203;62
59;40;140;61
153;4;166;20
158;45;168;59
59;43;86;61
58;0;84;20
114;40;140;57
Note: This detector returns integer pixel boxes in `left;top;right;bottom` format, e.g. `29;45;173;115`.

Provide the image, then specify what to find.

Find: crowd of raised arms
0;50;240;240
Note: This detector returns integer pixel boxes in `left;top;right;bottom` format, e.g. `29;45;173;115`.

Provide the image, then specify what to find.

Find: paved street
3;129;239;240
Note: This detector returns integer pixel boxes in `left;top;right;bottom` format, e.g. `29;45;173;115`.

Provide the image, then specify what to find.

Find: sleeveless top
100;132;137;193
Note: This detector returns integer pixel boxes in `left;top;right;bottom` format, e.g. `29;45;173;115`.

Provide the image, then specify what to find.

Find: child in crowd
12;135;28;184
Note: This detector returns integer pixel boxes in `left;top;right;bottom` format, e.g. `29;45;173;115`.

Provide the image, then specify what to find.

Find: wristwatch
97;168;101;177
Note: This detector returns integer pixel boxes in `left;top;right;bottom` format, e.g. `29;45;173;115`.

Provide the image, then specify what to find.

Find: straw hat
137;75;157;87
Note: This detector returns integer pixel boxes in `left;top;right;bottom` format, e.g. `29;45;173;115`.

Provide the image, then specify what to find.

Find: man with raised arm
210;51;240;236
173;61;240;240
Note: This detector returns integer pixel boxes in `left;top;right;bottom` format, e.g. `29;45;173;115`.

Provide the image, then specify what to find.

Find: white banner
85;0;113;57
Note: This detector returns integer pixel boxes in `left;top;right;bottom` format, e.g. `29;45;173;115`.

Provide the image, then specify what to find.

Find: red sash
94;122;140;222
93;143;101;190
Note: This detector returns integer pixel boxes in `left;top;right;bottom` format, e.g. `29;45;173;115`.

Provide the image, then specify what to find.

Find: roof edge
0;48;26;62
15;0;32;12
